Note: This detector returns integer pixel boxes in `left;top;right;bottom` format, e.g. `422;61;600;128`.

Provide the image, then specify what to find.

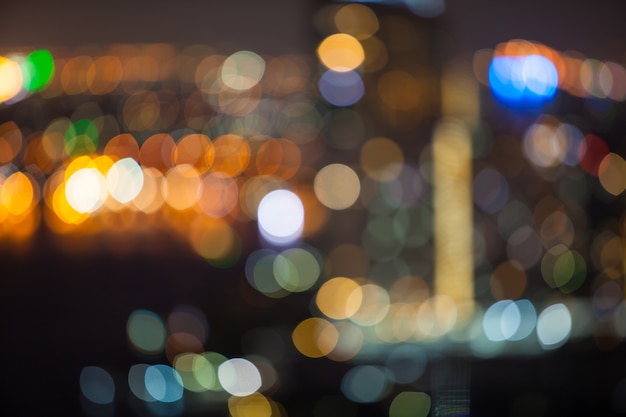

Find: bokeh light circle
218;358;262;397
273;247;321;292
257;189;304;245
80;366;116;405
316;277;363;320
340;365;390;403
127;309;167;355
144;364;184;403
222;50;266;90
489;54;558;107
389;392;431;417
106;157;144;203
536;303;572;349
314;163;360;210
360;137;403;181
385;344;427;384
292;317;339;358
317;33;365;72
0;56;23;103
318;70;364;107
65;168;107;213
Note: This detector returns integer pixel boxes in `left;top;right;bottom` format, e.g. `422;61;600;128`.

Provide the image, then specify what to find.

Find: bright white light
483;300;514;342
106;158;144;203
483;299;538;342
221;50;266;90
66;168;106;213
507;299;537;341
537;303;572;349
257;189;304;245
522;55;558;95
500;301;521;340
218;358;262;397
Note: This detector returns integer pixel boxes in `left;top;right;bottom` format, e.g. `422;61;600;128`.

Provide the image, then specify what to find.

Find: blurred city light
1;1;626;416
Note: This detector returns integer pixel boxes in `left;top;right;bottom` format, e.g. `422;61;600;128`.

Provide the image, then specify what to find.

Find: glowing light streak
432;120;474;323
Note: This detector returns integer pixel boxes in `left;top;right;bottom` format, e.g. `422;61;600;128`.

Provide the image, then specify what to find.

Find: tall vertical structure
433;62;479;323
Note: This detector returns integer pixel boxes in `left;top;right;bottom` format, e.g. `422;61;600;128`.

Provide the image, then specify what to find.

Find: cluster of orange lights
0;44;337;262
291;274;464;360
0;116;331;263
2;44;311;101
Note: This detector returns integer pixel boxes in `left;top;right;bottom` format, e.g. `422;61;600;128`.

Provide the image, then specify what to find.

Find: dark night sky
0;0;624;61
442;0;626;62
0;0;315;54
